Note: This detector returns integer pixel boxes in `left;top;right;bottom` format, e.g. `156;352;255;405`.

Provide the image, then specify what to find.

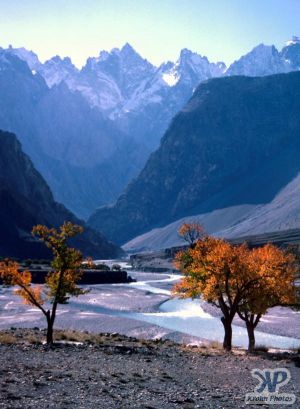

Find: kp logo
245;368;296;405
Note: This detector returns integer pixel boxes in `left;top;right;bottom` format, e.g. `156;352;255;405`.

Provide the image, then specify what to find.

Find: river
123;272;300;350
1;268;299;350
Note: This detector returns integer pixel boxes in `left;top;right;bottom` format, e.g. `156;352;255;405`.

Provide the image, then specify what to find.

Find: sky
0;0;299;67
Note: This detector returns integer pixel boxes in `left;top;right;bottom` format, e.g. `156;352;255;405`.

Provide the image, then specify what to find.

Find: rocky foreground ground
0;329;299;409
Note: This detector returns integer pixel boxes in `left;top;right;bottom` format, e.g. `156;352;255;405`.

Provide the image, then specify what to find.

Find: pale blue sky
0;0;299;67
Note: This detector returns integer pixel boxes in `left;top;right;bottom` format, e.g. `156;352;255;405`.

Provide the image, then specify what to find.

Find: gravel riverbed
0;329;299;409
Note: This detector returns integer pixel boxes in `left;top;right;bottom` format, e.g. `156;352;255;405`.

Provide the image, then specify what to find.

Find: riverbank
0;329;299;409
0;272;299;349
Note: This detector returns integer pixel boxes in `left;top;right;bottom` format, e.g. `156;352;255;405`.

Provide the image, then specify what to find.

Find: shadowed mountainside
89;72;300;244
0;51;148;218
0;130;123;259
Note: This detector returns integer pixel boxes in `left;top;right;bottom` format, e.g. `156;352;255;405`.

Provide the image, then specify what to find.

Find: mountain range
89;71;300;246
0;130;122;259
1;37;300;233
7;38;300;134
6;42;225;149
0;49;149;218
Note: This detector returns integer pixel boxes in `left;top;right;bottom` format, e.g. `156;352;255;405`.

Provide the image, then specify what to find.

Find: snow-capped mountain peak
281;36;300;70
5;39;300;150
226;43;290;76
38;55;78;87
119;42;138;57
98;50;110;62
285;36;300;46
5;45;41;71
0;49;38;78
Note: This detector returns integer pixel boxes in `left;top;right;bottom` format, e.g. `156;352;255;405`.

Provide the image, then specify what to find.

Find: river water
122;272;300;350
1;267;299;350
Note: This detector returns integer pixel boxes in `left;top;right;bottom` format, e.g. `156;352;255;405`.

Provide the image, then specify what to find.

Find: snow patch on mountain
6;38;300;150
285;36;300;46
162;72;180;86
6;38;300;118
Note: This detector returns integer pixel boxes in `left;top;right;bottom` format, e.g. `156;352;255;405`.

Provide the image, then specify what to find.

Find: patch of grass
199;344;207;349
54;330;90;343
53;329;106;344
25;334;39;344
0;333;17;344
207;341;223;350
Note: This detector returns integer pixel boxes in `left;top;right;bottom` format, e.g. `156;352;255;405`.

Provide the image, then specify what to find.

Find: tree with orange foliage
174;237;251;350
0;222;87;344
173;233;298;351
237;244;298;352
84;256;96;269
178;222;205;248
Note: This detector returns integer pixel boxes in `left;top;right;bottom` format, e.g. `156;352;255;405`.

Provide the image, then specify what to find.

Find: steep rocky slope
0;130;123;259
226;37;300;77
226;44;290;76
124;171;300;251
89;72;300;244
9;39;300;149
123;205;257;252
281;37;300;70
4;38;300;220
0;50;146;218
6;44;225;151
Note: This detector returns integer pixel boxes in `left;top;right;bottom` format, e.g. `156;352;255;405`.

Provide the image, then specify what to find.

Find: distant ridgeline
1;38;300;219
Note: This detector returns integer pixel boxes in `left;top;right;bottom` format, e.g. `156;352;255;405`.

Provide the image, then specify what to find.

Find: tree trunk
46;302;58;345
221;317;232;351
46;312;53;344
246;321;256;353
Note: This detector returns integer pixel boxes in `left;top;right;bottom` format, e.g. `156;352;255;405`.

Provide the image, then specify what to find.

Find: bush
111;264;121;271
95;263;110;271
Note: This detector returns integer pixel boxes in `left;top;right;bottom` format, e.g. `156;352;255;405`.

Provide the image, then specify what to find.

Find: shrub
95;263;110;271
111;264;121;271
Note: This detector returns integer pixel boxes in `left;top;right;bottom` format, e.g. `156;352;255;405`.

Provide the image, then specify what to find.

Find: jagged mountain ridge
0;130;123;259
0;50;148;218
6;38;300;124
5;43;226;150
0;43;227;219
88;71;300;244
5;39;300;153
3;37;300;221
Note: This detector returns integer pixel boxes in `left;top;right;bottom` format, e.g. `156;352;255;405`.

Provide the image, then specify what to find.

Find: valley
1;4;300;408
1;268;299;350
2;37;300;223
1;38;300;356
